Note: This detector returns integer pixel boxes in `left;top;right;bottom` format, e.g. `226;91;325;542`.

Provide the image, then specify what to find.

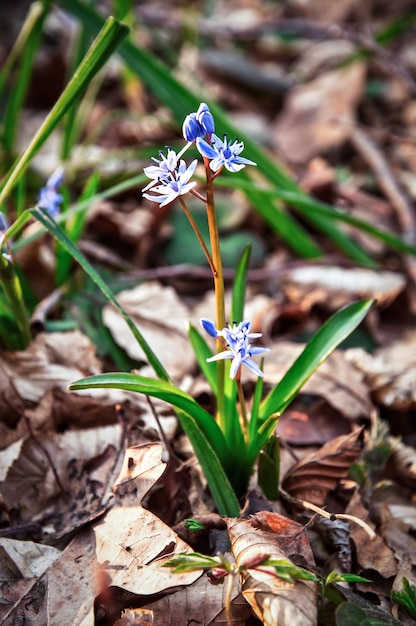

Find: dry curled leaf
250;511;315;566
227;517;318;626
113;574;251;626
273;63;365;163
265;346;372;422
3;444;200;625
282;428;365;506
102;282;195;379
346;330;416;411
0;424;124;538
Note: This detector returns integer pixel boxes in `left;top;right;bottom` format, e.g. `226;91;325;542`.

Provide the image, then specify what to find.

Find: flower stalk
203;157;227;430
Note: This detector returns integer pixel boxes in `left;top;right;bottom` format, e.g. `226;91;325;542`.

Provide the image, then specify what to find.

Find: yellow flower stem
203;157;226;432
179;197;216;275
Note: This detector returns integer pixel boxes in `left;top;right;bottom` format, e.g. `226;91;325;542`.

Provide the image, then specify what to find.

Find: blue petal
200;318;219;338
196;137;218;159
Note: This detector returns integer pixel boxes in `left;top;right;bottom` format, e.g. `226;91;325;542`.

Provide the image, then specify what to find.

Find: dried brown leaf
0;424;124;536
385;440;416;489
346;330;416;411
250;511;315;565
115;574;251;626
265;346;372;421
227;518;317;626
3;444;199;625
282;428;365;506
102;282;195;379
347;492;398;578
273;63;365;163
2;528;99;626
282;265;405;310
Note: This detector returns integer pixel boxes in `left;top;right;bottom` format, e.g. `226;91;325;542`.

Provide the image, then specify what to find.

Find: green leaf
1;1;47;155
258;435;280;501
188;323;217;395
31;206;169;381
251;300;374;459
231;244;251;324
69;372;240;516
69;372;226;453
163;552;220;573
335;599;403;626
392;577;416;620
0;16;129;205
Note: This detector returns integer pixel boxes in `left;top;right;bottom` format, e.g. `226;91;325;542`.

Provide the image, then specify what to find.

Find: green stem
179;197;216;274
203;158;226;432
0;251;31;348
236;376;249;441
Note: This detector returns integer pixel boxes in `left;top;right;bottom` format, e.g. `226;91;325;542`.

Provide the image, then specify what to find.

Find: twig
350;126;416;239
280;489;376;540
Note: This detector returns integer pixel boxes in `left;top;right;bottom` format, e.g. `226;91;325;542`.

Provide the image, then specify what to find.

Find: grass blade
0;16;129;205
31;206;169;381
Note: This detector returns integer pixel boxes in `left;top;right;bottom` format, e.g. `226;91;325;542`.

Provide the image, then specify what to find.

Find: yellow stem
204;157;226;431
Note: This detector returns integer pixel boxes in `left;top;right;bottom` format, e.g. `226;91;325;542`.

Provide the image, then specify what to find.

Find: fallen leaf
0;538;60;624
335;591;404;626
115;574;252;626
276;397;352;446
346;330;416;411
347;492;398;578
0;424;124;537
265;346;373;422
385;440;416;489
227;517;318;626
282;428;365;506
102;282;195;379
273;63;366;163
2;528;99;626
282;265;406;311
250;511;315;565
3;444;200;625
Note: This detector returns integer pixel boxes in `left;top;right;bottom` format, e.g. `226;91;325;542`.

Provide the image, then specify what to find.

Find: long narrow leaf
31;207;169;381
69;372;240;516
0;16;129;205
2;1;47;154
259;299;374;422
69;372;227;456
188;323;217;395
231;244;251;324
247;299;374;461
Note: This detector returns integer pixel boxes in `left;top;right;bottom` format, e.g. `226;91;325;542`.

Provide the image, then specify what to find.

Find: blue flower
143;148;178;192
38;166;65;217
182;103;215;142
200;318;268;379
142;159;198;207
196;134;256;173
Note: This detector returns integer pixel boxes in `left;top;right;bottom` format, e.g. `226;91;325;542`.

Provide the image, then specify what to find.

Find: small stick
280;489;376;540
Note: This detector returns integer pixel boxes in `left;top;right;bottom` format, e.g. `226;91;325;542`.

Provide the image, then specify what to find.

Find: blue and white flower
183;103;215;143
200;318;268;378
142;159;198;208
196;134;256;173
38;166;65;217
143;148;178;192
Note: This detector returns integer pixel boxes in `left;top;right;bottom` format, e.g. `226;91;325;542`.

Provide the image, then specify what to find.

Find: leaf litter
3;0;416;624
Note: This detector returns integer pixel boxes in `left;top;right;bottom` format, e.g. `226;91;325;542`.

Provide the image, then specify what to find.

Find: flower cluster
38;167;65;217
200;318;269;379
142;102;256;207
